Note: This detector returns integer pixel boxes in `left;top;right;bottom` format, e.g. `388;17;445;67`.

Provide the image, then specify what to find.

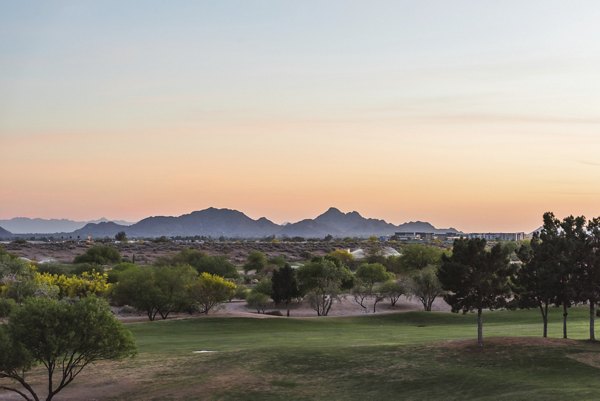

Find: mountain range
0;225;12;238
62;207;460;239
0;217;134;234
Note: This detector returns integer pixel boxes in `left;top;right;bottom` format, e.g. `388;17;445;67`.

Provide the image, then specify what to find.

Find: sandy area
217;295;451;318
111;295;451;323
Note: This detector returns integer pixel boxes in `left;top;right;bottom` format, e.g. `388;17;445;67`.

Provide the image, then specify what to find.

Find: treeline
0;239;448;321
437;212;600;346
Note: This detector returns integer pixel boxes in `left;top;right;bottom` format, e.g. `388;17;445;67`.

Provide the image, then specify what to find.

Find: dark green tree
513;233;561;338
112;266;161;320
0;297;135;401
153;265;197;319
114;231;128;242
158;249;238;279
438;238;512;347
271;265;300;317
579;217;600;340
556;214;585;339
73;245;121;265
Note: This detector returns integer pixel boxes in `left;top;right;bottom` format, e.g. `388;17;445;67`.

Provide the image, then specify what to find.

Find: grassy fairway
91;307;600;401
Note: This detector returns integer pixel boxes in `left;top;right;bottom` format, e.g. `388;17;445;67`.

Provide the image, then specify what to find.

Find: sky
1;0;600;232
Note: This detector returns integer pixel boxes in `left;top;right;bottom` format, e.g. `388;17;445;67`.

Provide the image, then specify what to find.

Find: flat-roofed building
467;232;526;241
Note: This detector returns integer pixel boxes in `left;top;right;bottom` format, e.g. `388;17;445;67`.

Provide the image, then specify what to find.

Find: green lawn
104;308;600;400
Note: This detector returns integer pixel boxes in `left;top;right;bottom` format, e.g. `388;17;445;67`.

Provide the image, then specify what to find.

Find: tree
584;217;600;341
112;265;197;320
0;297;136;401
188;273;236;314
353;263;394;312
409;266;444;311
73;245;121;265
398;244;445;273
0;298;16;318
268;255;287;269
378;279;406;307
438;238;512;347
555;214;584;339
365;236;383;259
158;249;238;279
244;251;268;274
296;259;353;316
327;249;355;269
246;290;270;314
513;236;560;338
254;278;274;297
271;265;300;317
115;231;128;242
0;255;38;303
112;266;162;321
355;263;392;291
153;265;197;319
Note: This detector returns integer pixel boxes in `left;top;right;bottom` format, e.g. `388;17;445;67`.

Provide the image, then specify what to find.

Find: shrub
246;291;270;313
0;298;16;318
74;245;121;265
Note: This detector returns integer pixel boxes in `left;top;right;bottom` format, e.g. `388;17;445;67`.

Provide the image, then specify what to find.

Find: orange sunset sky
1;1;599;232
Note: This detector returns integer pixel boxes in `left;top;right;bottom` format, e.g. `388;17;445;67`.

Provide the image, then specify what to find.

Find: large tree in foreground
438;238;512;347
0;297;136;401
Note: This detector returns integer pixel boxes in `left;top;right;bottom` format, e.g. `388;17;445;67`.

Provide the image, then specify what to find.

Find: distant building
392;232;435;241
466;232;526;241
391;231;464;242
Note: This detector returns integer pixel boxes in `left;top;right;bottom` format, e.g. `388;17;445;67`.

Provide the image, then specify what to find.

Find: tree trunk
47;364;54;401
590;301;596;341
286;301;290;317
419;297;428;311
563;303;568;339
539;302;548;338
426;297;434;312
477;308;483;347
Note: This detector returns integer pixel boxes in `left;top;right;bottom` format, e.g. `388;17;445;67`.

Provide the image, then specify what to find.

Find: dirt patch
567;352;600;369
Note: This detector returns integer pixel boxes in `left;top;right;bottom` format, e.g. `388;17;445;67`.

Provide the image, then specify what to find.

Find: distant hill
72;222;130;238
126;208;280;238
396;221;460;234
280;207;398;237
61;207;460;239
0;217;134;234
0;225;13;238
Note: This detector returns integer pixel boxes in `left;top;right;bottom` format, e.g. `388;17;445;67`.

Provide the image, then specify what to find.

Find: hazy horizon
2;1;599;233
0;205;566;234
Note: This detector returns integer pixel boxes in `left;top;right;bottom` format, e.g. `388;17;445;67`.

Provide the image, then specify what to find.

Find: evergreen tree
271;265;300;317
438;238;512;347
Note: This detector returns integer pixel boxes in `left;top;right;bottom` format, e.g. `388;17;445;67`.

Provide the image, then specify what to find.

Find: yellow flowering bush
35;271;112;299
